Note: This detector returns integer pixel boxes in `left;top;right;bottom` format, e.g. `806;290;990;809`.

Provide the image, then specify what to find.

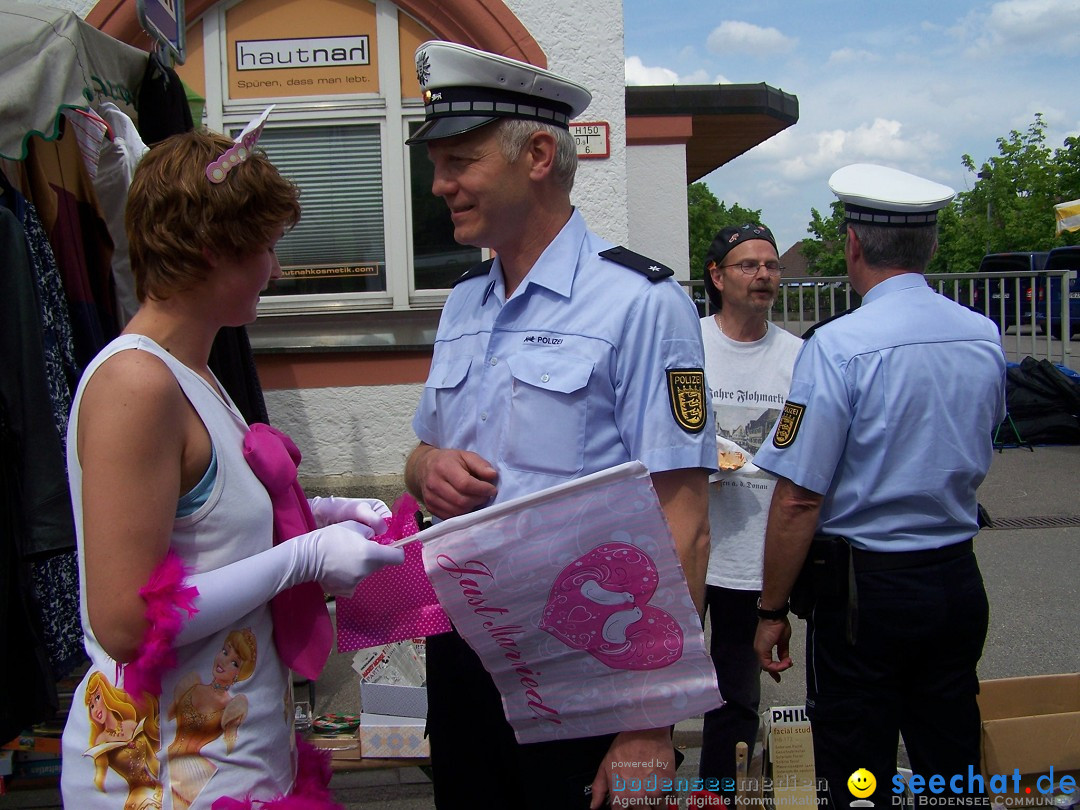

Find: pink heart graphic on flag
539;542;683;670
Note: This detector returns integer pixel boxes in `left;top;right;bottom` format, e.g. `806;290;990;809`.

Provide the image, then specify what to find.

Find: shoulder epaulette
800;307;856;340
452;258;495;287
598;246;674;282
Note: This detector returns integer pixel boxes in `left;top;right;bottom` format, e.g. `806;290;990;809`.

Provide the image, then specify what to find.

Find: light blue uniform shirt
413;210;716;506
753;273;1007;552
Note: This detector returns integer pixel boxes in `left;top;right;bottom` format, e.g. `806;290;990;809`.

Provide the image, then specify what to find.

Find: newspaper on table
351;640;426;686
404;460;722;744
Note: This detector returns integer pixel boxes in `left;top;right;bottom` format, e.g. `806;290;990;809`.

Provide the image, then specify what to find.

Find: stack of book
0;664;86;793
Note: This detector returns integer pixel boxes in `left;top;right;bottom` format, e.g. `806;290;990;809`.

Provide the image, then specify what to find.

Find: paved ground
4;444;1077;809
325;444;1080;808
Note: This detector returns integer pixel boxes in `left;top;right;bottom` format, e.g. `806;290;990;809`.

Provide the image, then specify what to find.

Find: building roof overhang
626;82;799;183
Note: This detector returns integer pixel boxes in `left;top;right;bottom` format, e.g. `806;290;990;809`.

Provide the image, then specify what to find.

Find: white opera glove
308;496;392;533
175;520;403;646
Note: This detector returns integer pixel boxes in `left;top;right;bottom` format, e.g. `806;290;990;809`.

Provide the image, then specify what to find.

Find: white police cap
406;41;592;145
829;163;955;226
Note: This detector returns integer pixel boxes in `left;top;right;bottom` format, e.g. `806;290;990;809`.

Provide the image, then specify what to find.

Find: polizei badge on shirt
666;369;707;433
773;401;806;448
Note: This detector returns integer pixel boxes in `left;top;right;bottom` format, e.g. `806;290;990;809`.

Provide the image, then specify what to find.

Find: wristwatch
756;597;789;621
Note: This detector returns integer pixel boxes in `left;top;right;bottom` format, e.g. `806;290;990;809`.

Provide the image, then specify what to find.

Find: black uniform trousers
426;626;616;809
804;541;989;807
699;586;762;797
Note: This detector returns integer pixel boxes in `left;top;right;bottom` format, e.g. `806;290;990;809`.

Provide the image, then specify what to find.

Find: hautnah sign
236;36;370;69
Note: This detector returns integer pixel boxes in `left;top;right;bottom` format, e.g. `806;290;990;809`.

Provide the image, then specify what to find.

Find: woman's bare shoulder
81;347;186;422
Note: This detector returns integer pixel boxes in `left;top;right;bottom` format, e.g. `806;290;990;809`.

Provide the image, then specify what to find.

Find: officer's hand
754;617;793;683
590;728;676;809
413;447;497;520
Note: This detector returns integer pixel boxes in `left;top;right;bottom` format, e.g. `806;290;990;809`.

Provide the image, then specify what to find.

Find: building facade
82;0;797;494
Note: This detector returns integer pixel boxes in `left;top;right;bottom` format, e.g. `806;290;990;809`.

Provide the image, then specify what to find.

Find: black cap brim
405;115;500;145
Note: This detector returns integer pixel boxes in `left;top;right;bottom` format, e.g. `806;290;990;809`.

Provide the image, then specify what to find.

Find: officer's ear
524;129;557;181
844;226;860;264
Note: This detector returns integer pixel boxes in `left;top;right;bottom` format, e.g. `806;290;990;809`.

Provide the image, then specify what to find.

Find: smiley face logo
848;768;876;798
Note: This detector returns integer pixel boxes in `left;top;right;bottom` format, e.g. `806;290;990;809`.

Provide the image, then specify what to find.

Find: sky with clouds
624;0;1080;256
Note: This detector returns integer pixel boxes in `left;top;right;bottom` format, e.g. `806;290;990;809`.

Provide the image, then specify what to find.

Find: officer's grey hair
495;119;578;194
850;222;938;272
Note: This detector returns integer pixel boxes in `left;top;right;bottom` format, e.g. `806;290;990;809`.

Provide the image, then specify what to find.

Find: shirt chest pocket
503;353;593;476
427;357;472;434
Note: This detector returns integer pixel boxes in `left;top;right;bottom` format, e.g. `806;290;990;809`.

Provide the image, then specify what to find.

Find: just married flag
414;461;722;744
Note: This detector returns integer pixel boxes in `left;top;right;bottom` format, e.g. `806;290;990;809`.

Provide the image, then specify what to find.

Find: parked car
971;252;1049;332
1034;246;1080;339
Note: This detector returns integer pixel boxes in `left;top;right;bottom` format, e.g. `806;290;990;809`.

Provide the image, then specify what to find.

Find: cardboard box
307;729;363;761
359;682;428;718
357;713;429;759
763;705;818;806
978;674;1080;804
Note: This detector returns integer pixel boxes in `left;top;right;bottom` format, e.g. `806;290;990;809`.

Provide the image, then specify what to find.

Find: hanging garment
30;552;84;677
2;181;85;676
21;119;119;369
137;50;194;146
1;177;78;444
0;208;64;739
0;206;76;557
63;107;110;181
92;102;148;326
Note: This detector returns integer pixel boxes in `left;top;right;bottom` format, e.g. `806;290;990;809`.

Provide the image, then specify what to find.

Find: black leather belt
851;538;974;572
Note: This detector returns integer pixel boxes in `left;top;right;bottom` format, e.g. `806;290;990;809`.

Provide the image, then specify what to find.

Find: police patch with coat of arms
666;369;707;433
772;401;806;448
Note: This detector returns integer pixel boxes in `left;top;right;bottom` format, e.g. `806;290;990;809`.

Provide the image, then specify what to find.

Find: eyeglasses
721;260;785;276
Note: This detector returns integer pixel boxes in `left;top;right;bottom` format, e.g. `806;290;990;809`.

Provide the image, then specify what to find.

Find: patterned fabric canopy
0;1;146;160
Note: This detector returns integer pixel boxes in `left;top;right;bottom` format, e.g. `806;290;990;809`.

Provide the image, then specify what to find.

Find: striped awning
1054;198;1080;235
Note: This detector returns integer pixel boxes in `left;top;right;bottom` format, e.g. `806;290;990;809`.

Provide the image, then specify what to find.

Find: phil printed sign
417;461;722;744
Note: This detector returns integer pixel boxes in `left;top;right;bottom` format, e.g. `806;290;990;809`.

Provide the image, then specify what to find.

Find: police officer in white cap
751;164;1006;805
403;42;715;809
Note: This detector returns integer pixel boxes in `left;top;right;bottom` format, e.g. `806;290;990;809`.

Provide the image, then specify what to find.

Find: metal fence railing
681;270;1075;367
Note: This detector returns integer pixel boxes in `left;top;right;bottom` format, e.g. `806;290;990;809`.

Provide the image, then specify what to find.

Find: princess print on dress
167;628;256;810
83;671;164;810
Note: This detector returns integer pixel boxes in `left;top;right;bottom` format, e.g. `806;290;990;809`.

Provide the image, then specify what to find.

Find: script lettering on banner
408;461;722;743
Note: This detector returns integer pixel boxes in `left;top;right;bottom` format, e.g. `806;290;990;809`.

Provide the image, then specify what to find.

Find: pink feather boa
121;550;199;702
211;737;342;810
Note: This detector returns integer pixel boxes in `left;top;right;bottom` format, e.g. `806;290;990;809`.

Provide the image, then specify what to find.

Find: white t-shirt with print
700;316;802;590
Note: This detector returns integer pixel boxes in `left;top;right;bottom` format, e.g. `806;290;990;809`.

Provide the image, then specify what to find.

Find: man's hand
405;443;498;520
590;728;676;809
753;476;822;684
754;616;793;683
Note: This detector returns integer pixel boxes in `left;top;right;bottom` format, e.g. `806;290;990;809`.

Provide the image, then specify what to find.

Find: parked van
971;251;1049;332
1035;246;1080;339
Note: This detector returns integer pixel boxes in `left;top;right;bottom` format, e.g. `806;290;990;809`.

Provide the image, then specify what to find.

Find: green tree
802;200;847;276
802;114;1080;276
938;113;1080;272
686;182;762;279
1054;134;1080;238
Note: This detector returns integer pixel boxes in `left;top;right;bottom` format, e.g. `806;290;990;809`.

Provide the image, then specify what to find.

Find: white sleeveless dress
61;335;296;810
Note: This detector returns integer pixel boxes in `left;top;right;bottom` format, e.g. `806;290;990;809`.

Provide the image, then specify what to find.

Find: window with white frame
259;124;388;296
184;0;481;315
